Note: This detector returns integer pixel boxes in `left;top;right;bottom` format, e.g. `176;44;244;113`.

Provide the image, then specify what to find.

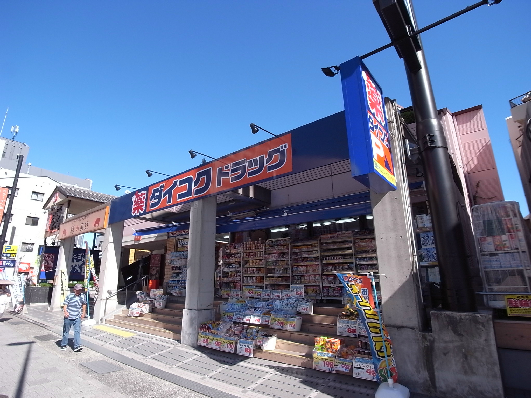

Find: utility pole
373;0;477;311
0;154;24;253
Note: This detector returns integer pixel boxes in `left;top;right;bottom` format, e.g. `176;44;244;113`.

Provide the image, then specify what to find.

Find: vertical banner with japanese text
340;56;396;193
336;273;398;383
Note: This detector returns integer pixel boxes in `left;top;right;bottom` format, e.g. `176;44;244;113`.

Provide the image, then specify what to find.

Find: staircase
253;306;365;369
106;298;184;340
106;299;364;370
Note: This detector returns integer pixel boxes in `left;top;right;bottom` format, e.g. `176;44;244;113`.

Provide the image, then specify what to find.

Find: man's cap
73;283;83;290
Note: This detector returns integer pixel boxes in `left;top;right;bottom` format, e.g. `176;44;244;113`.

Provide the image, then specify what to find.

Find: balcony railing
509;91;531;108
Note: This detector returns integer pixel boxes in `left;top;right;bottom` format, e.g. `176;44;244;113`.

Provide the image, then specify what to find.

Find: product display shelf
353;234;378;273
220;243;243;298
242;241;266;289
265;238;291;290
167;236;189;297
320;232;354;300
472;202;531;309
291;239;321;299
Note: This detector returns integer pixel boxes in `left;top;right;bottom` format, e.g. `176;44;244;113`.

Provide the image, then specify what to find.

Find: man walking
61;283;86;352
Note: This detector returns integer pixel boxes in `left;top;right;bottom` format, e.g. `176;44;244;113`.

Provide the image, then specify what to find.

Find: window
25;216;39;226
31;191;45;201
21;242;34;252
6;187;18;198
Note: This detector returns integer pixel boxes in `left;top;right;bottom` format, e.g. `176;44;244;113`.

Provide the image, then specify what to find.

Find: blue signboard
340;56;396;193
0;259;16;267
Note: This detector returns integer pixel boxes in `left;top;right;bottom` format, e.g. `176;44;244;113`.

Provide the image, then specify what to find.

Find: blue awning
134;191;371;236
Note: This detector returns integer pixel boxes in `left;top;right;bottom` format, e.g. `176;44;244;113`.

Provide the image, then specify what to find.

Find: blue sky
1;1;530;214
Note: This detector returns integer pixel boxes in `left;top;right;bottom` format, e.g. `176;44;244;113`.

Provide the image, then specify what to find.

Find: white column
49;237;75;311
93;221;124;323
181;196;217;346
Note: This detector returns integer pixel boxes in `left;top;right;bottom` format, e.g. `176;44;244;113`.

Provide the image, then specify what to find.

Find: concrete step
254;348;313;368
106;318;181;340
165;302;185;310
275;339;313;356
312;306;343;317
112;314;182;333
119;311;182;325
272;329;362;347
300;322;337;335
301;314;337;325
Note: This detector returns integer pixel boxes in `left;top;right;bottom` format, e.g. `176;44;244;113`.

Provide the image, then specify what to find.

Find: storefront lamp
188;150;217;161
146;170;171;178
115;184;138;191
321;66;340;77
250;123;278;137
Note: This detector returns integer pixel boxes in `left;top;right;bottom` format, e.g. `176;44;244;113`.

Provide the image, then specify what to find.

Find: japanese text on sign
130;135;292;217
361;71;395;187
506;294;531;317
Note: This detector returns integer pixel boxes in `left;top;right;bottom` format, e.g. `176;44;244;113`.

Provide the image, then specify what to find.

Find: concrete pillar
93;221;124;323
371;100;435;394
181;196;217;346
50;236;75;311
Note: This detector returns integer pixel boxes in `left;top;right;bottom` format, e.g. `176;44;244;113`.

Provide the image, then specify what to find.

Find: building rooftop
56;185;116;203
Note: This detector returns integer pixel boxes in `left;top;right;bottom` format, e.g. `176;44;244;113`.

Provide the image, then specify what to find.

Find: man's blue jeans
61;317;81;348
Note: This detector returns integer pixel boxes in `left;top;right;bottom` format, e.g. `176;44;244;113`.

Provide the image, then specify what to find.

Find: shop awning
134;191;371;236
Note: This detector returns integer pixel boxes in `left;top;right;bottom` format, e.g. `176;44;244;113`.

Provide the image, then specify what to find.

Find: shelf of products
265;238;291;290
220;243;243;298
291;239;321;298
354;234;378;273
320;232;354;299
472;201;531;309
242;240;265;289
167;236;188;296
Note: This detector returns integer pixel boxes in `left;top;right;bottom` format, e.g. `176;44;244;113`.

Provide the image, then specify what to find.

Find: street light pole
373;0;477;311
0;154;24;253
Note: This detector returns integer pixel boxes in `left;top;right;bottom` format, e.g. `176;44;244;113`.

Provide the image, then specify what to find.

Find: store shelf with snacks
166;236;189;297
241;241;265;290
264;238;291;290
219;243;243;298
319;233;355;272
291;240;321;299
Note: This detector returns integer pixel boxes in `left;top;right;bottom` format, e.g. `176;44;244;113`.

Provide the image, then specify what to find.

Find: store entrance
212;214;377;303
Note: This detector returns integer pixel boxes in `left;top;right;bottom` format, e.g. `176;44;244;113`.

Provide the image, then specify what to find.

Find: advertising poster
336;272;397;383
505;294;531;317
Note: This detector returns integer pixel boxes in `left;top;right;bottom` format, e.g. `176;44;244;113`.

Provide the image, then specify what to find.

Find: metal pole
0;155;24;252
404;3;475;312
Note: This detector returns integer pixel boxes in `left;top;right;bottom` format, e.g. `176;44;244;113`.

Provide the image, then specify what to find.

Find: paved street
0;313;205;398
0;304;434;398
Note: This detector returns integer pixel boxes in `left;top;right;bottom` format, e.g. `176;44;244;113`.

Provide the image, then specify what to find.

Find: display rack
220;243;243;298
354;234;378;273
320;232;354;299
264;238;291;291
472;201;531;309
242;240;266;291
291;240;321;299
167;235;188;296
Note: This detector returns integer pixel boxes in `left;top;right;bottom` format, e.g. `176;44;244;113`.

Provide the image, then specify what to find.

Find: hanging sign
336;273;398;383
0;187;8;223
340;56;396;193
109;135;292;223
59;206;109;240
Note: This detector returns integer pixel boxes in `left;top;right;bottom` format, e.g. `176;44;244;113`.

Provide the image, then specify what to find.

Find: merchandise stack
167;235;188;296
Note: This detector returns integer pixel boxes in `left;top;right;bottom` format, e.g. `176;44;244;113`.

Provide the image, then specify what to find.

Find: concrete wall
374;100;503;397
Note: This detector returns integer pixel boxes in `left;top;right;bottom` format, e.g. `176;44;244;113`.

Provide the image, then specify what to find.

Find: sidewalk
18;304;426;398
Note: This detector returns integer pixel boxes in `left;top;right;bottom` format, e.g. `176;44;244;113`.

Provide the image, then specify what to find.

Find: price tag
335;358;353;374
237;340;254;357
313;353;335;373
